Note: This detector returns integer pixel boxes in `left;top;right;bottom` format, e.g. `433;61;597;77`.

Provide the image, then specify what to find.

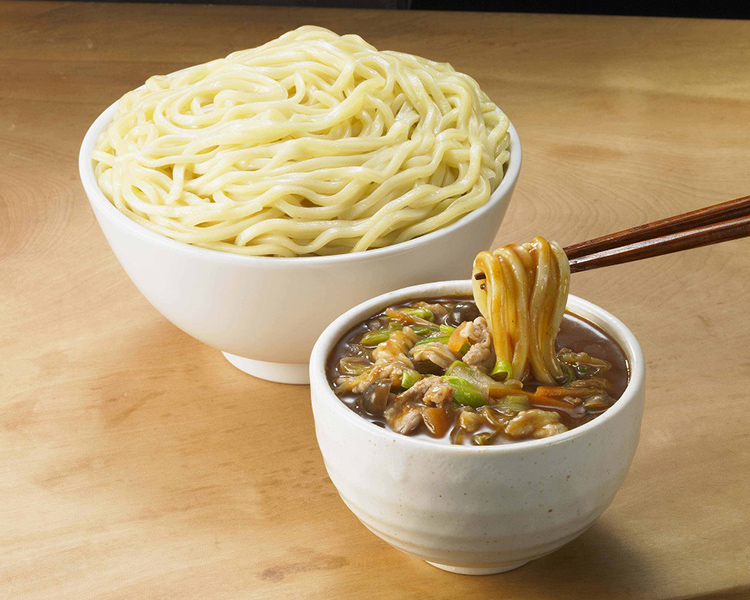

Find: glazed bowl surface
79;102;521;384
309;280;645;574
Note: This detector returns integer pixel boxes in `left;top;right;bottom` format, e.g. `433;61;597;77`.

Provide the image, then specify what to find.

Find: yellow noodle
92;26;510;257
472;237;570;384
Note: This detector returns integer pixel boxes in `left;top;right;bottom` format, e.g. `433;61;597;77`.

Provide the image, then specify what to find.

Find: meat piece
348;360;410;394
569;376;613;392
372;329;417;365
384;402;423;434
415;301;449;319
559;348;612;376
457;317;495;373
410;342;459;370
396;375;454;406
385;375;454;436
504;409;568;439
341;328;419;394
458;409;484;433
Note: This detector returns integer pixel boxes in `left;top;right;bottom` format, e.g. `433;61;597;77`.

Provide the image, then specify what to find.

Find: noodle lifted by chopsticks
472;237;571;384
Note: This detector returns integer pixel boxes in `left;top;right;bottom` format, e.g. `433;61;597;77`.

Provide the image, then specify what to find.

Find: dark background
411;0;749;19
64;0;750;19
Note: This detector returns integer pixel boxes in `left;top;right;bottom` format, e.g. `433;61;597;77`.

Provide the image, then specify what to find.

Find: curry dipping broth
326;296;629;445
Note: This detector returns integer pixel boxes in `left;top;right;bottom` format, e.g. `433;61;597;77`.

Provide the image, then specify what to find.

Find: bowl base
222;352;309;385
425;560;528;575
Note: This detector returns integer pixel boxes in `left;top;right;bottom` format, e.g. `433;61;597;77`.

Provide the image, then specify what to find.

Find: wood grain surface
1;3;749;598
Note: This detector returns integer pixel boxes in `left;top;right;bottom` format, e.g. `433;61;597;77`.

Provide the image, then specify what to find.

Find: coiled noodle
472;237;571;384
92;26;510;257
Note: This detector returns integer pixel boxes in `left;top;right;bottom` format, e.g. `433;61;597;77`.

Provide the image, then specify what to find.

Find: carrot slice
536;386;600;398
447;322;469;353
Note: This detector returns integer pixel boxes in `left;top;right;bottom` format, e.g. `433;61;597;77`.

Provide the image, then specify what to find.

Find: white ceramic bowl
309;280;645;574
79;102;521;384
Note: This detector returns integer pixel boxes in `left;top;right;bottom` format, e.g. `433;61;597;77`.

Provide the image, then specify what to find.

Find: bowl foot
425;560;528;575
222;352;309;385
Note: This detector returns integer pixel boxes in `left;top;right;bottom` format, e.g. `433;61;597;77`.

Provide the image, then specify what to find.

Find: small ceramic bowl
309;280;645;574
79;102;521;384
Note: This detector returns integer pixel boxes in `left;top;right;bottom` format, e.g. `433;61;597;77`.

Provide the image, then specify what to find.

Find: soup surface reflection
327;297;629;445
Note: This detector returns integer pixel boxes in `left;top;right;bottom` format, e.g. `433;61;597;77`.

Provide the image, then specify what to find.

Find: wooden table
2;2;749;598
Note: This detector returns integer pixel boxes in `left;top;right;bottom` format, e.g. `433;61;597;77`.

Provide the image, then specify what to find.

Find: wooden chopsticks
564;195;750;273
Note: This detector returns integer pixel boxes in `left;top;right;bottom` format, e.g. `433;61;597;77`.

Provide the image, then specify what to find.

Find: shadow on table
493;519;657;597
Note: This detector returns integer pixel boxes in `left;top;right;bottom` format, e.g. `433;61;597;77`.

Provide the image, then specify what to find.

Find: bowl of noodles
79;26;521;384
309;238;645;573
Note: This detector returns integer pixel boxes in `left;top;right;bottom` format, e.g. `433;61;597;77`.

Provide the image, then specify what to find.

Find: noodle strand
472;237;570;384
93;26;509;257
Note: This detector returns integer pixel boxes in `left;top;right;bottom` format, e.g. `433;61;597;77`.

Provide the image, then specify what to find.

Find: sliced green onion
414;334;450;347
444;376;488;407
411;324;439;336
444;361;464;377
560;363;576;386
491;359;513;380
459;341;471;355
494;394;530;413
446;361;494;392
359;330;392;346
472;432;495;446
401;369;421;389
385;319;406;330
401;307;434;321
439;325;456;334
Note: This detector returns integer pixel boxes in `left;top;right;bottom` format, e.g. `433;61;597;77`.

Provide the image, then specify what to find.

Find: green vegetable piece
401;307;434;321
459;341;471;355
445;376;488;407
444;361;464;377
560;362;576;386
494;394;530;413
401;369;421;390
439;325;456;334
576;363;594;376
359;330;391;346
446;361;495;392
491;359;513;380
472;432;495;446
414;334;450;347
411;325;439;336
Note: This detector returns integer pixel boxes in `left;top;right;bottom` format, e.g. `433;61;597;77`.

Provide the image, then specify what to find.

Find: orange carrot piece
447;322;469;353
536;386;600;399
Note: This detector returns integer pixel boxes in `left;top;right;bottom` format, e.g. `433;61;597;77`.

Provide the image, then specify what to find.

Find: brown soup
327;297;629;445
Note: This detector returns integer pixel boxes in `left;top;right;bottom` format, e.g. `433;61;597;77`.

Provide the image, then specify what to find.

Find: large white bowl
309;280;645;574
79;102;521;384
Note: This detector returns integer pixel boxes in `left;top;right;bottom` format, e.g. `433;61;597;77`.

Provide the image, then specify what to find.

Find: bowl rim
309;279;645;454
79;100;521;266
